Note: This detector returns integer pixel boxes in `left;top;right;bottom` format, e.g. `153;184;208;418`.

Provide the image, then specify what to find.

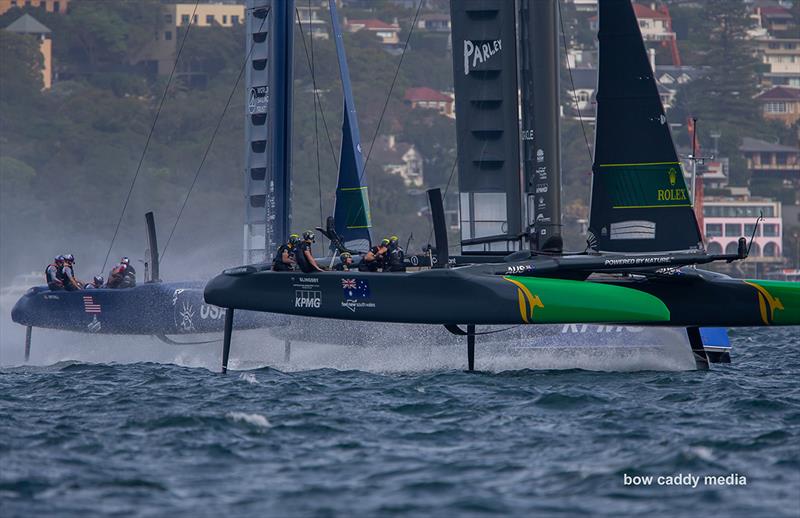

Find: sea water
1;327;798;517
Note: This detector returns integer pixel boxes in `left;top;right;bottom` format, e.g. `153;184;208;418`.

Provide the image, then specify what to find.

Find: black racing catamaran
206;0;799;372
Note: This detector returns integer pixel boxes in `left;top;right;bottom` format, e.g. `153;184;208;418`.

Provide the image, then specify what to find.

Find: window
763;223;779;237
206;14;214;24
181;14;190;25
745;223;761;237
10;0;17;6
232;15;240;24
706;224;723;237
766;102;788;113
707;242;723;255
164;14;172;23
223;15;228;24
154;31;159;41
749;243;761;257
164;31;172;41
193;14;198;24
784;43;796;50
769;42;780;49
53;1;60;12
725;242;740;255
763;242;779;257
776;153;787;165
724;223;742;237
25;0;31;7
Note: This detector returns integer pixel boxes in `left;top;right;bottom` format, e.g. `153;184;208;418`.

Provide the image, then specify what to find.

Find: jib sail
588;0;703;253
330;0;372;252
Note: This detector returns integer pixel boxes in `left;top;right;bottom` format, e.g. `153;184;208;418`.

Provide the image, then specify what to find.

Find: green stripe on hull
503;276;670;324
744;280;800;326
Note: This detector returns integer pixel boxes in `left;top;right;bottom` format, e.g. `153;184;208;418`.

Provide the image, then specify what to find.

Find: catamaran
205;0;799;372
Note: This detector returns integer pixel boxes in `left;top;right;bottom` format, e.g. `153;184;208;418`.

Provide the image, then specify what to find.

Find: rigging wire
361;0;424;180
557;0;593;164
295;9;339;169
309;0;325;233
160;12;270;261
100;1;200;273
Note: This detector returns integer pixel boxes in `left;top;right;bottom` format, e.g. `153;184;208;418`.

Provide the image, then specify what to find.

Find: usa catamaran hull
204;267;799;328
12;282;286;335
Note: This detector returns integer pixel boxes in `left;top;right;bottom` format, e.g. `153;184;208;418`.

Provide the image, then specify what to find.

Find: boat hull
203;268;799;327
11;282;286;335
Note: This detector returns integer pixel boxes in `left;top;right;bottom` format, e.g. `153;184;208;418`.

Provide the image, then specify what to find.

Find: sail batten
588;0;703;253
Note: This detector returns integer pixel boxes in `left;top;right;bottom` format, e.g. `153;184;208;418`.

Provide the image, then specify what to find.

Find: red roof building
755;86;800;126
403;87;454;118
343;18;400;45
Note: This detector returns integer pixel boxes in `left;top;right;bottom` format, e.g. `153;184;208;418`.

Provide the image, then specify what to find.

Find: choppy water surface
1;327;799;517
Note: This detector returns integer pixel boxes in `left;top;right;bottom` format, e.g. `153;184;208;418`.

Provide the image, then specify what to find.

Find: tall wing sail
330;0;372;252
588;0;703;253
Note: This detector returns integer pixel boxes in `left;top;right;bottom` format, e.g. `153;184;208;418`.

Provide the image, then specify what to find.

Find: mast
449;0;523;254
518;0;562;251
243;0;294;264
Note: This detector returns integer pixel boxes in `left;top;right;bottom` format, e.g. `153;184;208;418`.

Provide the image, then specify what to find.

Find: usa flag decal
83;295;102;314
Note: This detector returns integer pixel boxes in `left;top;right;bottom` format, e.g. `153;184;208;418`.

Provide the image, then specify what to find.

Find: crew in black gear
45;255;65;291
272;233;299;271
295;231;324;273
359;238;389;272
334;252;354;271
386;235;406;272
107;257;136;288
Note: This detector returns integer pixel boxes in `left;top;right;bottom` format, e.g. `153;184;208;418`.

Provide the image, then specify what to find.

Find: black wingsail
588;0;703;253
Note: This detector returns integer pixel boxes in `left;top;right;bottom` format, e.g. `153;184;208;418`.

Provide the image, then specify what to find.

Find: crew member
45;255;65;291
85;276;104;289
386;235;406;272
108;257;136;288
272;233;299;271
295;231;324;273
334;252;354;271
60;254;82;291
359;238;389;272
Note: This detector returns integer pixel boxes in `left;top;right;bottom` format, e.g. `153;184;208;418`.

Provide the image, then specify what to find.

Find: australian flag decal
341;278;370;299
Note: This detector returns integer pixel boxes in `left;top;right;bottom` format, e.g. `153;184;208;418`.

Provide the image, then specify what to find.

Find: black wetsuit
272;244;295;271
358;246;385;272
295;241;316;273
386;247;406;272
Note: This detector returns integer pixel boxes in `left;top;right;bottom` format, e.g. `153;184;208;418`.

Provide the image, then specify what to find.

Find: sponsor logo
295;290;321;308
87;315;102;333
536;213;551;223
178;302;196;332
536;166;547;180
503;277;544;324
506;264;534;275
603;256;674;266
562;324;644;333
656;188;688;201
43;294;60;300
200;304;224;320
248;85;269;114
341;300;376;313
535;184;548;194
536;149;544;162
668;167;678;186
744;282;785;325
521;129;534;141
463;39;502;74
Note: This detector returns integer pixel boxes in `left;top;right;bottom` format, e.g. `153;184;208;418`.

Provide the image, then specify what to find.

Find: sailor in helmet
85;275;105;289
60;254;83;291
108;257;136;288
295;230;324;273
359;238;389;272
385;235;406;272
272;233;299;271
45;255;65;291
334;251;354;271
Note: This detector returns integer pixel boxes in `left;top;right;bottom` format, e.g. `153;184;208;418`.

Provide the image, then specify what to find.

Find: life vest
45;264;63;289
272;244;295;271
294;241;314;273
387;247;406;272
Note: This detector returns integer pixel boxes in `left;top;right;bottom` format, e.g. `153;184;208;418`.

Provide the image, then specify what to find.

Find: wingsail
329;0;372;252
588;0;703;253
